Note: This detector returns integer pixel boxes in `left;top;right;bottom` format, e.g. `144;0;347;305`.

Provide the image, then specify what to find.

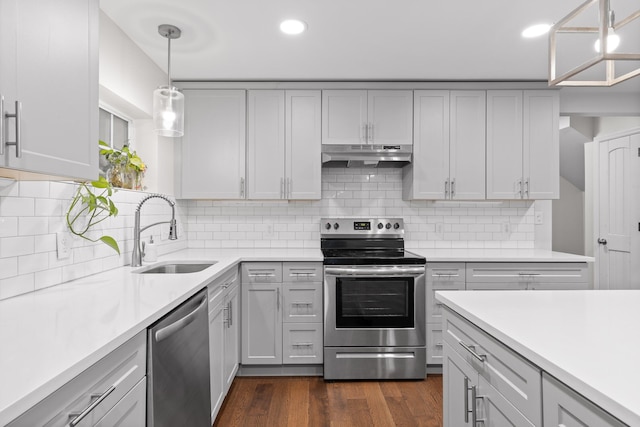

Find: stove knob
325;223;332;230
377;223;384;230
394;222;400;230
385;223;391;229
333;223;340;230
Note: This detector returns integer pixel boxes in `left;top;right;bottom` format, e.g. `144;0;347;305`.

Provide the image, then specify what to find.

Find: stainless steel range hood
321;145;412;168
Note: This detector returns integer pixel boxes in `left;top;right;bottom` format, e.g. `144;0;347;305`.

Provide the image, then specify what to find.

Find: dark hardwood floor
213;375;443;427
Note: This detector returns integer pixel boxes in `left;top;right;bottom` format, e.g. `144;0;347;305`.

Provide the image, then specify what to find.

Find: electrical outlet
435;223;444;234
502;223;511;233
264;222;276;239
534;212;544;225
56;231;71;259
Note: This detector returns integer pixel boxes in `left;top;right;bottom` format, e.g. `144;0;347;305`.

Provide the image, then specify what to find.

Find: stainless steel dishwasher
148;289;211;427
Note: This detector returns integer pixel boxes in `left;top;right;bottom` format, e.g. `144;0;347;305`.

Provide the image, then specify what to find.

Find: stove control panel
321;218;404;236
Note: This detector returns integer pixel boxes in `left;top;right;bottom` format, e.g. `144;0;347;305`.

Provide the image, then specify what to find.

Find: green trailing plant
66;176;120;254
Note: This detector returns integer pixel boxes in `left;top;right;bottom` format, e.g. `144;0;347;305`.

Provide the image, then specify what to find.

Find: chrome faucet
131;193;178;267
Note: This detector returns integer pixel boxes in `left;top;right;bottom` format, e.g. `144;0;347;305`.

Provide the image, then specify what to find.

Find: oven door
324;265;426;347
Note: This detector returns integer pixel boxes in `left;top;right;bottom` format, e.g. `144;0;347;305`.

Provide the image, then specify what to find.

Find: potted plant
66;176;120;254
99;140;147;190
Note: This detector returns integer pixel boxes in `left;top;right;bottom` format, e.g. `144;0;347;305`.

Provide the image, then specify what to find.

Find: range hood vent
321;145;412;168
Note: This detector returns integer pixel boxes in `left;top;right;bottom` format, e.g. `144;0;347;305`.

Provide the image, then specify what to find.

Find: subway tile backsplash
184;168;535;250
0;168;535;300
0;181;187;300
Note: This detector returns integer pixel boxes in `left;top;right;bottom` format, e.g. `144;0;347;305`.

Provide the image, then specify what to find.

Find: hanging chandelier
153;24;184;137
548;0;640;87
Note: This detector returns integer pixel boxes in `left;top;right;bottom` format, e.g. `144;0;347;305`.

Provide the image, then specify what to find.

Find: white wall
99;11;174;195
552;177;585;255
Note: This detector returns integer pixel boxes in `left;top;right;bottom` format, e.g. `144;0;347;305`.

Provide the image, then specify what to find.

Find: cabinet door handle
362;123;367;143
240;177;245;198
0;96;4;156
471;385;478;426
287;177;291;199
450;178;456;198
445;180;449;198
517;179;523;198
228;300;232;327
459;341;486;362
68;385;116;426
597;238;607;245
369;123;374;143
4;100;21;158
464;377;470;423
276;288;280;311
524;178;530;198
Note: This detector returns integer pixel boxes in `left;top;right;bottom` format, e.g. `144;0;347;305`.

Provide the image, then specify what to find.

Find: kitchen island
436;290;639;426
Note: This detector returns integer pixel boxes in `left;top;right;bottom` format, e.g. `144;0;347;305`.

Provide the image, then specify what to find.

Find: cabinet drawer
9;331;146;427
426;323;444;365
443;309;541;426
94;378;146;427
283;283;323;323
283;262;322;282
427;263;466;283
209;266;239;301
542;373;626;427
242;262;283;283
283;323;323;364
466;263;588;284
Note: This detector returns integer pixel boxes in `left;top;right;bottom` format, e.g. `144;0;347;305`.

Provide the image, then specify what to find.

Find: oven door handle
324;266;425;276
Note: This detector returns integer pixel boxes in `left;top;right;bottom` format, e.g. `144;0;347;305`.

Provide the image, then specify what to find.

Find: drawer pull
433;273;459;277
290;272;316;276
435;342;443;347
249;272;276;278
292;342;313;347
518;273;540;276
68;385;116;426
459;341;486;362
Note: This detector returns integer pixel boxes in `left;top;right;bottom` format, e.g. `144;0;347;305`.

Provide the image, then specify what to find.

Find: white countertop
435;290;640;426
0;248;322;425
411;248;593;263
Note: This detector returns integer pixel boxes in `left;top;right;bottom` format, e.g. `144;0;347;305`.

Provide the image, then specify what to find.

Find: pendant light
153;24;184;137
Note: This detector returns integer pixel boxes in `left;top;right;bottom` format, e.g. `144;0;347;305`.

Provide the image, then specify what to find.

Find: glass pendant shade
153;85;184;137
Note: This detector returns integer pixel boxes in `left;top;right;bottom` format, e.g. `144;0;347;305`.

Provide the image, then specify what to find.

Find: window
99;107;131;176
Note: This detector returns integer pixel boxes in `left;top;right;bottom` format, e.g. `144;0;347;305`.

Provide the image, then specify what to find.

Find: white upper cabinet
178;90;246;199
0;0;99;180
286;90;322;200
322;90;413;146
247;90;286;199
404;90;485;200
247;90;321;200
486;90;559;200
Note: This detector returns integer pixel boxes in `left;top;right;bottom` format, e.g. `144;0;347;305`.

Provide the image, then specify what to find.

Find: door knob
597;238;607;245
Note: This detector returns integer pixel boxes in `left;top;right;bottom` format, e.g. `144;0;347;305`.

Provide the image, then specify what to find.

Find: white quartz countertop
435;290;640;426
410;248;593;263
0;248;322;425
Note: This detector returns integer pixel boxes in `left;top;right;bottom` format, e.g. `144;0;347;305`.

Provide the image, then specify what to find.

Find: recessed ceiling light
280;19;307;35
522;23;552;38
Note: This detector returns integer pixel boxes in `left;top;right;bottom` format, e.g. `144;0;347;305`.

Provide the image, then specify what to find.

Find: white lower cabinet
428;262;589;368
8;332;146;427
208;267;241;423
242;262;323;366
542;373;626;427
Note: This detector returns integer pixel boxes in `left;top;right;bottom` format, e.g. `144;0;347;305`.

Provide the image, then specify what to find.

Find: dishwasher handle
155;294;207;342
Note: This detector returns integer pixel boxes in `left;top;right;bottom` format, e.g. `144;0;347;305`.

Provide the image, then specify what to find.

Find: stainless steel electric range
321;218;427;380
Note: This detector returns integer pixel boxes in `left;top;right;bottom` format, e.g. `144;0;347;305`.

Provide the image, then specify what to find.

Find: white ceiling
100;0;640;91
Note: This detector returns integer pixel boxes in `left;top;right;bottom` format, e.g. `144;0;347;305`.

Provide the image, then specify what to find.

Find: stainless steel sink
134;262;217;274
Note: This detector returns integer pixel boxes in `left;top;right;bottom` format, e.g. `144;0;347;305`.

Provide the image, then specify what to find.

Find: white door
321;90;367;145
486;91;523;199
367;90;413;146
450;91;486;200
247;90;285;199
242;283;282;365
410;90;450;199
524;91;559;199
223;284;239;392
209;300;225;420
180;90;246;199
598;134;640;289
3;0;98;180
286;90;321;200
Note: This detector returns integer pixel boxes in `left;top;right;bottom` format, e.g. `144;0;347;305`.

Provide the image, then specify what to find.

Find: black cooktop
321;238;426;266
